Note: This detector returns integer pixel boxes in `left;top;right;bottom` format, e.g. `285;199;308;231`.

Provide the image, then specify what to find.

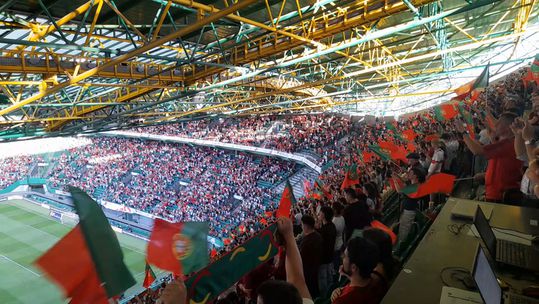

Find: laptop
472;245;539;304
473;207;539;272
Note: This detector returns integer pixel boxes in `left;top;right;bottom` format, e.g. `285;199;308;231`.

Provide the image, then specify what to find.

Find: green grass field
0;199;161;304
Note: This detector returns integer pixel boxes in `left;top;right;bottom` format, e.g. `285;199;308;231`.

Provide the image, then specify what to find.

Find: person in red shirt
330;237;386;304
459;112;523;203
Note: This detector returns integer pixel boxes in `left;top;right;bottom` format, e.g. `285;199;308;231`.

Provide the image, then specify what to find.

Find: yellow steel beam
82;0;104;49
0;53;185;82
0;80;183;90
0;0;257;118
156;31;532;123
174;0;437;84
0;111;189;125
15;0;100;51
153;0;173;41
42;0;434;130
515;0;536;33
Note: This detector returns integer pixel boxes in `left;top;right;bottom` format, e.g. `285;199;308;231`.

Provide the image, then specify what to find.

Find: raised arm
277;217;311;300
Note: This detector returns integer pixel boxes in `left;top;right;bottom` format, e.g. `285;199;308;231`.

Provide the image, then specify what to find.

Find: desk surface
381;198;539;304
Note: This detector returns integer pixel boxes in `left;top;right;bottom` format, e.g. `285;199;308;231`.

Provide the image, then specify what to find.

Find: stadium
0;0;539;304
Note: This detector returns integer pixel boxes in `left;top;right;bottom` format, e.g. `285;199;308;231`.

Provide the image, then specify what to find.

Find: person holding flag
456;112;523;203
392;167;427;242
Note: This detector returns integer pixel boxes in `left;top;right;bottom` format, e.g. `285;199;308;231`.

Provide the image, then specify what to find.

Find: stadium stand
1;65;538;304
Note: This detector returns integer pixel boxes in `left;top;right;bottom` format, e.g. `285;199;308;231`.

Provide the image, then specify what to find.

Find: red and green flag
35;187;135;304
341;164;360;190
186;224;279;304
377;141;408;162
523;55;539;89
399;173;456;198
147;219;209;275
454;65;489;101
458;104;476;139
369;144;391;161
434;104;459;121
142;262;156;288
276;180;296;218
531;53;539;73
312;178;332;199
532;54;539;73
385;121;397;133
402;129;418;142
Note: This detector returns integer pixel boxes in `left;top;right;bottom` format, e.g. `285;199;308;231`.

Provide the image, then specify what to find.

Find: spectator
363;228;396;282
342;188;372;242
298;215;323;298
316;206;337;296
427;138;445;178
395;167;426;242
332;201;346;270
330;237;385;304
458;112;523;203
257;217;313;304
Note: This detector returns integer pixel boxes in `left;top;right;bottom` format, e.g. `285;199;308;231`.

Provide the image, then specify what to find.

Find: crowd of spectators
1;60;537;304
136;115;351;155
0;155;33;189
0;136;293;240
135;65;538;304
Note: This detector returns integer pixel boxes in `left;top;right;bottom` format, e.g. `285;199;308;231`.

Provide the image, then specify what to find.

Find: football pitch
0;199;161;303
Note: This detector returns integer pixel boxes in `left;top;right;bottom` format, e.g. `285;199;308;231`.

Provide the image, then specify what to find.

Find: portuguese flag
458;104;476;139
454;65;489;101
377;141;408;162
399;173;456;198
312;178;332;199
341;164;360;190
434;104;459;121
402;129;418;142
142;262;156;288
276;180;296;218
35;187;135;303
147;219;209;275
369;144;391;161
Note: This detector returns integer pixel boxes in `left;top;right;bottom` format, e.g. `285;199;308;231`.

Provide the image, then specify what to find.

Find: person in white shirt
428;139;445;178
332;201;346;272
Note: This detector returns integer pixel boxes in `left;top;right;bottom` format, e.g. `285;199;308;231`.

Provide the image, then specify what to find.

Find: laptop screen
473;246;502;304
474;206;497;257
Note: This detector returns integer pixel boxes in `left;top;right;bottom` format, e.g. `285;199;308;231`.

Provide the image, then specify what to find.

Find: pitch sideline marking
0;254;41;277
6;200;147;255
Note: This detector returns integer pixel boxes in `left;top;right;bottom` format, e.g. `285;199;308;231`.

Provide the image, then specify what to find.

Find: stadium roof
0;0;537;140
